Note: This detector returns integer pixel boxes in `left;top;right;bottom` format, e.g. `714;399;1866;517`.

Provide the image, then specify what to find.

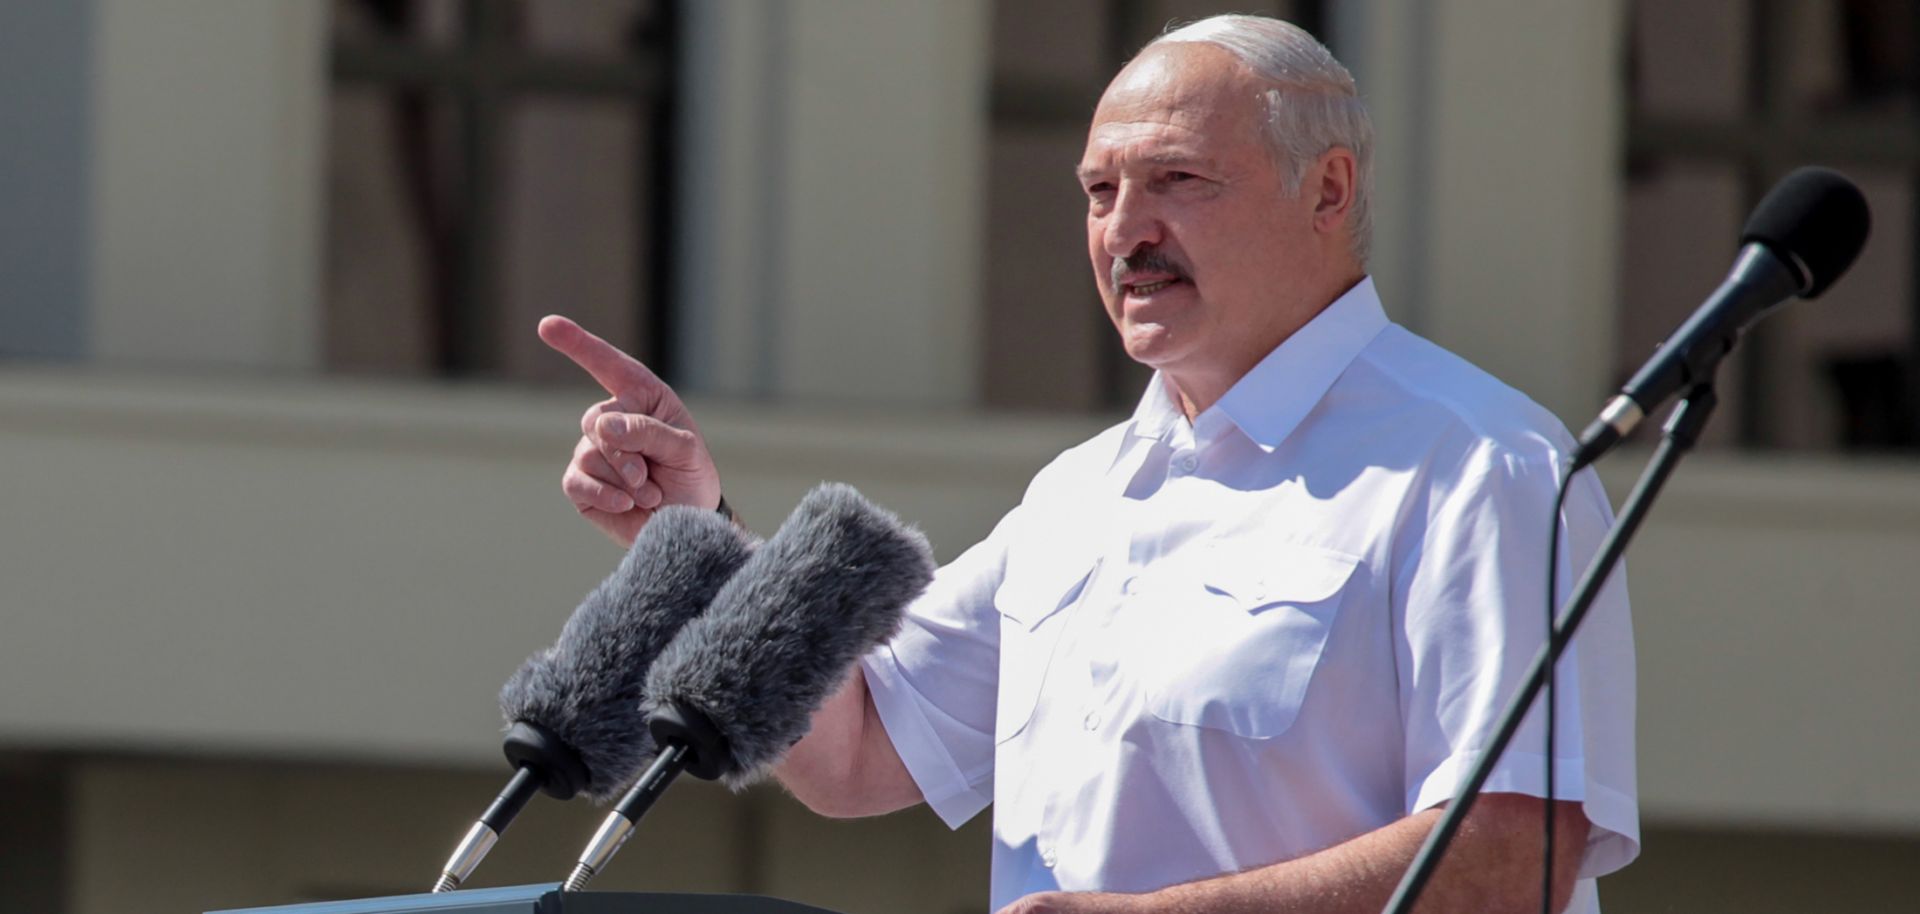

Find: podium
209;885;843;914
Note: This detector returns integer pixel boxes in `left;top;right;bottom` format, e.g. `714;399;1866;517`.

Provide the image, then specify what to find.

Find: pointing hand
539;315;724;547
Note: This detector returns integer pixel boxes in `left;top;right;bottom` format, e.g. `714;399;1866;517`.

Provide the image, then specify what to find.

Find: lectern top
209;883;554;914
208;886;844;914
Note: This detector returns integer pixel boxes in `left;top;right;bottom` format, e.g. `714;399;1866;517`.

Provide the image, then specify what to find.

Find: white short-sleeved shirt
861;278;1638;913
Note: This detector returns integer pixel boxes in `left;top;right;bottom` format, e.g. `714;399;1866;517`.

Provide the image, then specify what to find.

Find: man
541;15;1636;914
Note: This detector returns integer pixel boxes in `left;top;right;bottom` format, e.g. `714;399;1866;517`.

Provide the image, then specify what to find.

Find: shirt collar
1116;276;1390;463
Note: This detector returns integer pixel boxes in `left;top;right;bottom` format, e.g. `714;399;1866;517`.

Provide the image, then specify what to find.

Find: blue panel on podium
209;883;556;914
208;887;843;914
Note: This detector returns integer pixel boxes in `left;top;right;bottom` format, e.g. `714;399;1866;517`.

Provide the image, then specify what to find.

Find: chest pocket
1132;542;1361;739
992;553;1097;744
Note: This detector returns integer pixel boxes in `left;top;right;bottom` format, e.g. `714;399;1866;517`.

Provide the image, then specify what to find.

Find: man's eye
1085;182;1115;197
1166;171;1196;183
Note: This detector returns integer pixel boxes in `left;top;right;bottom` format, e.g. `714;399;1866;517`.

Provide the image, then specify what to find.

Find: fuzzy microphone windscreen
643;482;935;789
499;505;755;802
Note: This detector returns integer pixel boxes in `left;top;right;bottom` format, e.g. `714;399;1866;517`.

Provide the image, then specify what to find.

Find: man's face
1079;43;1321;390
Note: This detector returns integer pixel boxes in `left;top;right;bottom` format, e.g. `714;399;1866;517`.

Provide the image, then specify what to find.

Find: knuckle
589;463;627;488
594;412;629;441
579;403;608;435
575;447;606;473
562;475;591;503
646;422;690;454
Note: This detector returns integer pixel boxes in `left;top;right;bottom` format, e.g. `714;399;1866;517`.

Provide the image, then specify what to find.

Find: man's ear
1309;147;1357;237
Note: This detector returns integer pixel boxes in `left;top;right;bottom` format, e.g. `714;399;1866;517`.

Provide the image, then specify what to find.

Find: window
1623;0;1920;451
325;0;680;383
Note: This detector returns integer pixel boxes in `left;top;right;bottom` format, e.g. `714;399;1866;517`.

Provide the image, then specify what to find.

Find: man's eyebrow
1074;152;1219;183
1139;150;1218;171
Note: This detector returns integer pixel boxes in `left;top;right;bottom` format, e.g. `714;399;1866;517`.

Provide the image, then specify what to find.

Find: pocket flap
995;554;1099;630
1203;542;1360;610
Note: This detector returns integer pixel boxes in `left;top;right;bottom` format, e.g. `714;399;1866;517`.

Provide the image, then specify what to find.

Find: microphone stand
1382;382;1718;914
432;721;590;892
562;743;693;891
562;700;729;891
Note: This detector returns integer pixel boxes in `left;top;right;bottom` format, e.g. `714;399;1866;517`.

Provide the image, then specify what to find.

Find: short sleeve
860;506;1019;829
1394;445;1640;879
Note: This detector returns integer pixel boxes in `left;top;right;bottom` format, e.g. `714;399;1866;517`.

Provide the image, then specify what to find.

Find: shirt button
1181;456;1198;472
1084;710;1101;731
1041;846;1058;868
1120;576;1139;595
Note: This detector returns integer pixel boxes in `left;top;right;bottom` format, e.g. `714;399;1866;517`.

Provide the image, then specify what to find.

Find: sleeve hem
860;652;992;830
1409;748;1640;878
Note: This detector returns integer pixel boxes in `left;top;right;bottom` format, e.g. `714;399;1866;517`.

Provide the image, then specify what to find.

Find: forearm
1137;796;1588;914
773;666;924;818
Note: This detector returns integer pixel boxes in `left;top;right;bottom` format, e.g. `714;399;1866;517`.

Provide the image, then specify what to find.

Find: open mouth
1124;278;1183;296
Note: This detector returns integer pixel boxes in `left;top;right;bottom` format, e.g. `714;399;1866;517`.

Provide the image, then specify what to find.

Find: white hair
1148;15;1375;266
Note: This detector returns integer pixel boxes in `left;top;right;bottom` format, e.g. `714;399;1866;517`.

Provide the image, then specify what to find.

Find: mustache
1111;248;1189;288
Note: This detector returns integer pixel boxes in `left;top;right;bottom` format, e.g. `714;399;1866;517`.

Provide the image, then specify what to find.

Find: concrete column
679;0;990;405
1338;0;1626;426
1329;0;1432;334
86;0;325;371
676;0;788;397
0;2;93;360
1423;0;1627;425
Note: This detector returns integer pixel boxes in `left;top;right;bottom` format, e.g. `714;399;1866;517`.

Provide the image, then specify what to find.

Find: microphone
561;482;935;890
1573;166;1870;469
430;506;755;893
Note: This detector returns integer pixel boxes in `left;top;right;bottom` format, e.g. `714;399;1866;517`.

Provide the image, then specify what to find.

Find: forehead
1081;43;1270;167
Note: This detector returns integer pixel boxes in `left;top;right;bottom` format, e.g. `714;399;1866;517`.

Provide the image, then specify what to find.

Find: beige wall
7;373;1920;914
1598;453;1920;830
0;368;1100;767
5;369;1919;835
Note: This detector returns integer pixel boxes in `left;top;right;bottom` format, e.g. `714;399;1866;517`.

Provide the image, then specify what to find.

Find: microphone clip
647;700;734;781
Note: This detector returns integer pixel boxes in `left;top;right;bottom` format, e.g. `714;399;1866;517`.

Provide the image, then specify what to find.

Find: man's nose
1101;184;1162;259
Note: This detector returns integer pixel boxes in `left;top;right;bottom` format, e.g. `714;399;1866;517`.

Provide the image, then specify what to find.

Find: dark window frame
329;0;682;379
1626;0;1920;449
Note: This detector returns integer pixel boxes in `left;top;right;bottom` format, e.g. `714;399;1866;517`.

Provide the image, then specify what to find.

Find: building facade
2;2;1917;912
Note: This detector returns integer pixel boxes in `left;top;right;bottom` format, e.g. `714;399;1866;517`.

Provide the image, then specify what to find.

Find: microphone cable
1541;461;1577;914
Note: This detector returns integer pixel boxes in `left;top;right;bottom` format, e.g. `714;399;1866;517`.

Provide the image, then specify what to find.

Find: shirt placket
1031;552;1110;873
1031;437;1172;876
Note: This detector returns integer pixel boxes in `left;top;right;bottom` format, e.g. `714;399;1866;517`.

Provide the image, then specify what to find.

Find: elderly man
541;14;1636;914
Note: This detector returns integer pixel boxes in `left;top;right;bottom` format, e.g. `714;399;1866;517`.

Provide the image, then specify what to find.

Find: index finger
537;315;667;405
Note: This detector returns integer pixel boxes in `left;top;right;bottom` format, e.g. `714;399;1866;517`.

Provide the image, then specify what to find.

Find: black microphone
1573;166;1870;469
561;482;935;890
431;506;755;893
